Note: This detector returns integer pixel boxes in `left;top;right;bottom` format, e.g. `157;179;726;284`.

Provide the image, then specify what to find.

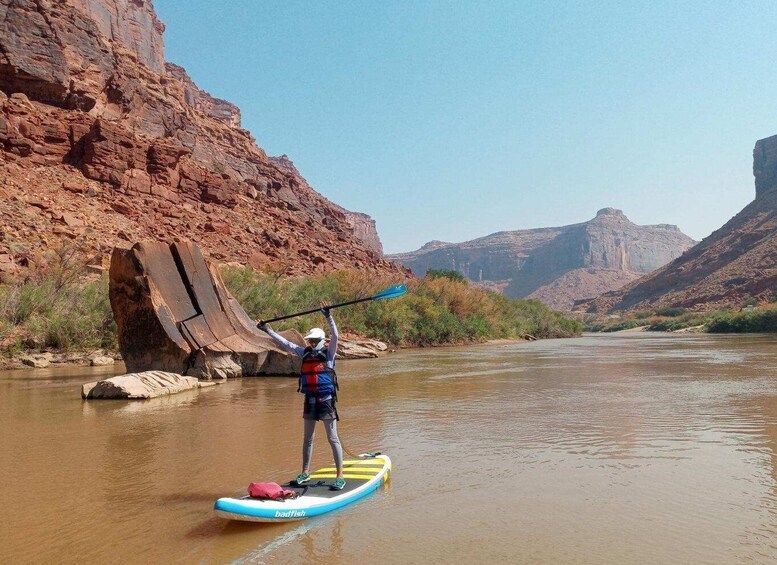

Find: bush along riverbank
585;303;777;334
0;263;582;367
707;308;777;333
221;267;583;346
0;273;116;361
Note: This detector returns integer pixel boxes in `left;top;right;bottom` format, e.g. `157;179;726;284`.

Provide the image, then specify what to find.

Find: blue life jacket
298;345;337;398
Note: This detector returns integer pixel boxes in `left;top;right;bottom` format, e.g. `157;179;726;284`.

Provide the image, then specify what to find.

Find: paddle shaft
259;296;374;325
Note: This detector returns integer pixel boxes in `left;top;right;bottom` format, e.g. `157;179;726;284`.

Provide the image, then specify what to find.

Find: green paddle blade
372;284;407;301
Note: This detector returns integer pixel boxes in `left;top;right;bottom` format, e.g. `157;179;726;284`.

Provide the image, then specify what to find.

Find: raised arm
260;323;306;357
325;311;338;365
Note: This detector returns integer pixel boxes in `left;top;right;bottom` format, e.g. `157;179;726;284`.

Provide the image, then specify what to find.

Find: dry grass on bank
0;247;115;356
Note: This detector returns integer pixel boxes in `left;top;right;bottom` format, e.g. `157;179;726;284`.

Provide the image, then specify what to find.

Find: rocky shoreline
0;335;390;373
0;349;121;372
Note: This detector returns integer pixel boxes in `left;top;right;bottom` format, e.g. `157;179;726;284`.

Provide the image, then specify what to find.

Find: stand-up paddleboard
214;454;391;522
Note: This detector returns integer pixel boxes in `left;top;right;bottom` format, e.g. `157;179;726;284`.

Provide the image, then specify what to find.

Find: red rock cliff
70;0;166;73
0;0;399;277
269;155;385;255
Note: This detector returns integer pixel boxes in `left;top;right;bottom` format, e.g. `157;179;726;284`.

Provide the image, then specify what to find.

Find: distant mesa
596;207;625;217
387;209;696;311
420;240;453;251
586;133;777;313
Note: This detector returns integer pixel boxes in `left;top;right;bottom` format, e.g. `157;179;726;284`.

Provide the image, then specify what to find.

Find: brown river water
3;333;777;564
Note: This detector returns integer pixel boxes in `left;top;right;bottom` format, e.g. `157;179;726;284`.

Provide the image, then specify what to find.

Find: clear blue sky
154;0;777;253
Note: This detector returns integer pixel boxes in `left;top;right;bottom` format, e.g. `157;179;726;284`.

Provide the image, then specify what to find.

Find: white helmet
304;327;325;341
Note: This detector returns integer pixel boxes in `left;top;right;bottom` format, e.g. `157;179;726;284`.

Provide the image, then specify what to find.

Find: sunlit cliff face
0;0;401;276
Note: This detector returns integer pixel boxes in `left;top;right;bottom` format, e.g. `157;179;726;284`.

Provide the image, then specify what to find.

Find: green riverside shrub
708;310;777;333
654;307;687;317
0;267;583;357
0;275;115;354
425;269;466;283
222;268;582;346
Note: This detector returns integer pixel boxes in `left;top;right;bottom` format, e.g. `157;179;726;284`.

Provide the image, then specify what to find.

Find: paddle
257;284;407;325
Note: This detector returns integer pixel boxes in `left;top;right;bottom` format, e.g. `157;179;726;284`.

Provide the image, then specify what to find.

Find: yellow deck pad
342;460;385;466
315;467;381;473
309;473;380;480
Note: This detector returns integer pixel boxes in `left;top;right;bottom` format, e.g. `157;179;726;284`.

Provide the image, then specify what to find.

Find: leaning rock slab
109;241;302;379
82;371;205;399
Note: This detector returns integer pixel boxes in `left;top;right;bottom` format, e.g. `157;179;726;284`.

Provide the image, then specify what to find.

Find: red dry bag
247;482;297;500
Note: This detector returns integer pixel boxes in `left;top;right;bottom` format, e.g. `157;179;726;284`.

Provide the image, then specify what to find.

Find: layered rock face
70;0;166;73
166;63;241;128
588;137;777;312
388;209;696;311
0;0;399;277
268;155;384;255
109;241;303;379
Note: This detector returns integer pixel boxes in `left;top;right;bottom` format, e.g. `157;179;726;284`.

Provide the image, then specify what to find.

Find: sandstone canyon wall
268;155;384;255
587;135;777;313
388;209;696;311
0;0;400;278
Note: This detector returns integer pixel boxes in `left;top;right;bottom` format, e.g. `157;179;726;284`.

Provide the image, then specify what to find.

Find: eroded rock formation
269;155;385;255
388;209;696;311
110;241;304;379
109;240;390;379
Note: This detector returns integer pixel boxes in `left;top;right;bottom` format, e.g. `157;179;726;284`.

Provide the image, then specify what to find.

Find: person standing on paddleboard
258;305;346;491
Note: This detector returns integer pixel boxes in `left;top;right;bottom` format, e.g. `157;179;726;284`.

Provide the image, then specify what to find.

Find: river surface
3;333;777;564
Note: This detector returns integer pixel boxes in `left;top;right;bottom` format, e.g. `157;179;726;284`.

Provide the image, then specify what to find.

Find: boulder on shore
21;355;51;368
89;355;114;366
82;371;215;399
338;339;388;359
